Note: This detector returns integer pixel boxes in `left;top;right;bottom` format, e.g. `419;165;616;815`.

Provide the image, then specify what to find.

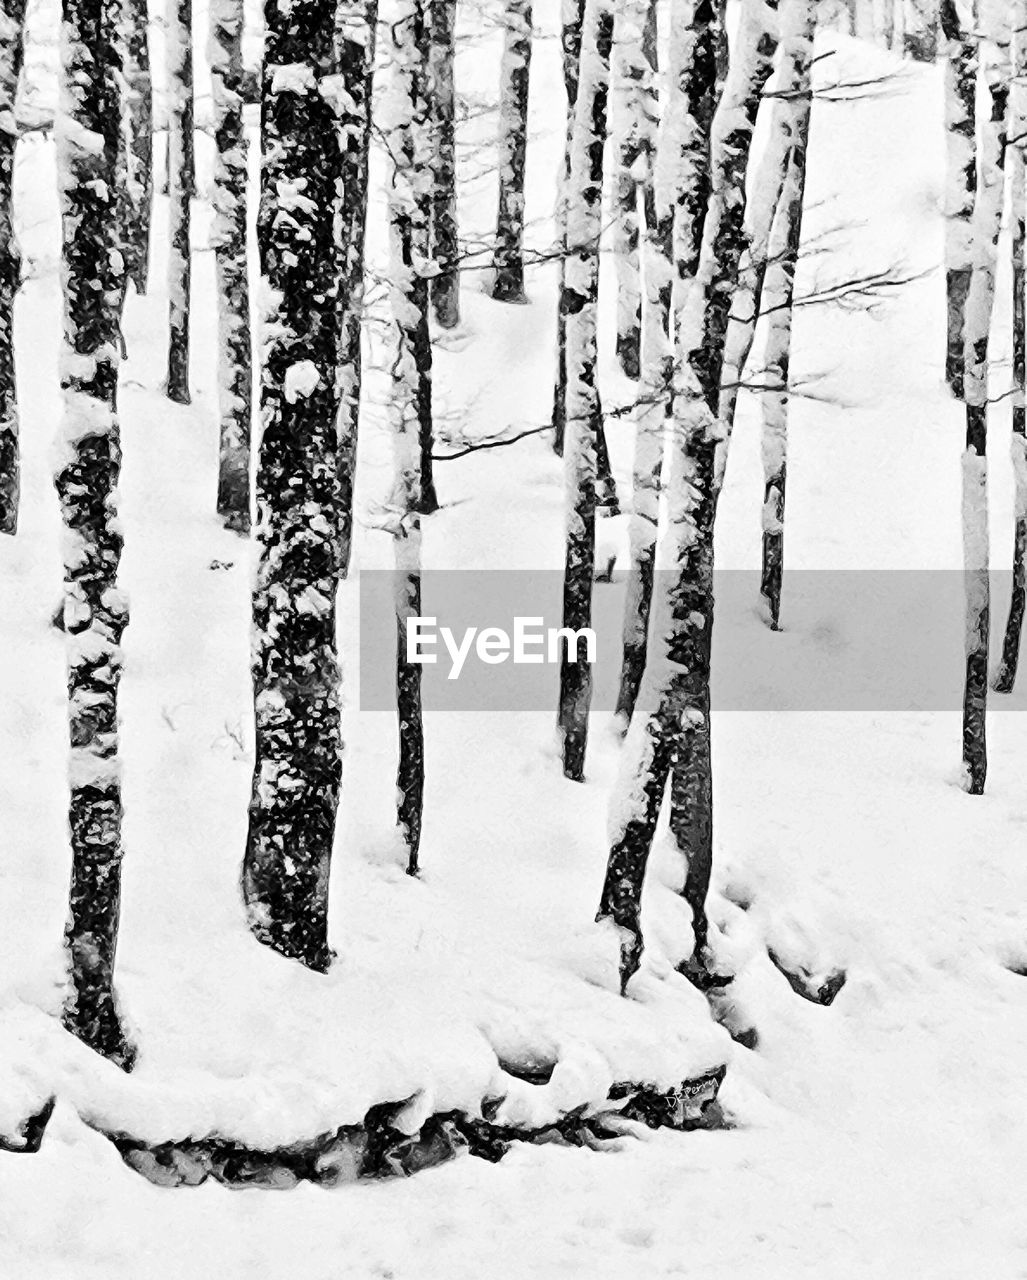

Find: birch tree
599;0;778;991
559;0;612;782
387;0;432;872
165;0;193;404
719;0;815;469
242;0;345;971
210;0;250;533
428;0;459;329
123;0;152;294
961;24;1008;794
942;0;976;395
0;0;26;536
757;0;816;628
997;0;1027;693
336;0;377;578
488;0;533;303
56;0;135;1068
609;0;657;378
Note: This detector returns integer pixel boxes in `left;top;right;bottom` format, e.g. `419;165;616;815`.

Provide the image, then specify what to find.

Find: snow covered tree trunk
56;0;135;1069
551;0;582;457
616;0;724;729
757;0;816;628
242;0;345;972
428;0;459;329
996;0;1027;693
210;0;250;534
165;0;192;404
942;0;977;396
719;0;815;469
599;0;778;991
0;0;26;536
961;34;1009;795
609;0;657;378
559;0;612;782
335;0;377;579
387;0;432;872
488;0;532;303
123;0;152;294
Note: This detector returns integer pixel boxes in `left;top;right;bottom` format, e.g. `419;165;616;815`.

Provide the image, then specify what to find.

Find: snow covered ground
4;5;1027;1278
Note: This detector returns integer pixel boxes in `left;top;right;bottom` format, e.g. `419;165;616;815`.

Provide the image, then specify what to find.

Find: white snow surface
4;6;1027;1279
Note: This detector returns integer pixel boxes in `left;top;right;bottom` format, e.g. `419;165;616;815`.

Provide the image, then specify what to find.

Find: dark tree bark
123;0;152;295
488;0;532;303
242;0;345;971
166;0;193;404
336;0;378;578
210;0;251;534
0;0;26;536
56;0;135;1069
558;0;612;782
428;0;459;329
387;0;432;873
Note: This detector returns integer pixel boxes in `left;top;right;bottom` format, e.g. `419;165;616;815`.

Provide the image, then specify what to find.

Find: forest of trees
0;0;1023;1086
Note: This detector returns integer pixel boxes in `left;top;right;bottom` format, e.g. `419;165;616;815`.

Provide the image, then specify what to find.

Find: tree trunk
56;0;134;1070
489;0;532;303
961;31;1009;794
558;0;612;782
428;0;459;329
758;0;816;629
123;0;152;295
387;0;431;874
609;0;657;378
551;0;620;507
599;0;778;992
942;0;977;397
166;0;193;404
995;0;1027;693
210;0;250;534
336;0;378;579
718;0;815;476
242;0;345;972
0;0;26;536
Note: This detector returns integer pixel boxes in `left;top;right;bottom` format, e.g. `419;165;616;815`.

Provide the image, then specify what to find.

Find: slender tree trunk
428;0;459;329
0;0;26;536
552;0;582;457
961;32;1008;794
242;0;345;971
124;0;152;295
336;0;377;578
610;0;657;378
489;0;532;303
56;0;134;1069
387;0;431;874
558;0;612;782
599;0;778;992
996;0;1027;693
166;0;192;403
758;0;816;628
942;0;977;397
719;0;815;474
210;0;250;534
